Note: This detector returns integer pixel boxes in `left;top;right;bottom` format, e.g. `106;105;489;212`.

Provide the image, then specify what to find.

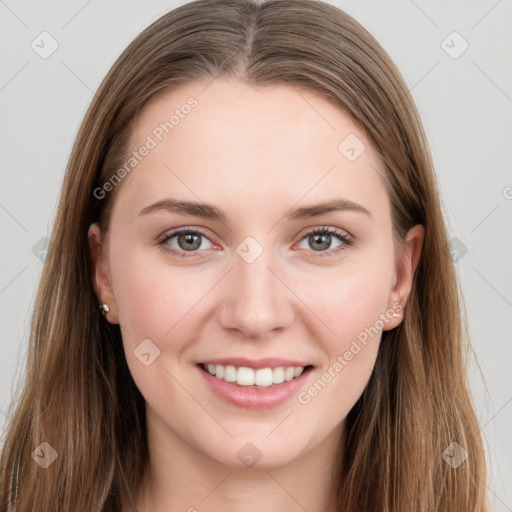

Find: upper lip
199;357;313;370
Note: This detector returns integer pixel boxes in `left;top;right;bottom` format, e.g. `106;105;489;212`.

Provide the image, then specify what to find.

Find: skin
88;78;424;512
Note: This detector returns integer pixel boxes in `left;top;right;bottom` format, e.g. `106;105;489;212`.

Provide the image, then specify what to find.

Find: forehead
115;78;389;224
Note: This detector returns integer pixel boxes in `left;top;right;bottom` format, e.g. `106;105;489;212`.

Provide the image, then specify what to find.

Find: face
89;78;423;470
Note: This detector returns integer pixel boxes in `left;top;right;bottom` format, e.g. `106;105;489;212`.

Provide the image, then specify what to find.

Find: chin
201;436;306;471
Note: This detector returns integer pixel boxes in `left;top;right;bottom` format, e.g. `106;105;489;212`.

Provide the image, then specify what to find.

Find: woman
0;0;489;510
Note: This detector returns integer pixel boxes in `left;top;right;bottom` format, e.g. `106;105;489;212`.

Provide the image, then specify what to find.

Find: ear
88;223;119;324
383;224;424;331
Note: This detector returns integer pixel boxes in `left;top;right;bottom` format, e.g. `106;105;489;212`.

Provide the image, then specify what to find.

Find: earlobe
384;224;425;330
88;223;119;324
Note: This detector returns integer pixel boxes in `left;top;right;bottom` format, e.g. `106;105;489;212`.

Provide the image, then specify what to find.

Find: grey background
1;0;511;508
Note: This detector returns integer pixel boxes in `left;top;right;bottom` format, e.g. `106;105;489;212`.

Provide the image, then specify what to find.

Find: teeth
223;365;237;382
273;367;285;384
237;367;255;386
203;364;307;387
284;367;295;381
255;368;273;387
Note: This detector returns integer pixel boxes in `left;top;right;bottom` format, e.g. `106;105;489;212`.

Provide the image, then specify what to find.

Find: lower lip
197;365;313;410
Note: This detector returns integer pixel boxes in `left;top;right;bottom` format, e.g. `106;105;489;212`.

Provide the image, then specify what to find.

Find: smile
196;361;315;410
200;363;313;388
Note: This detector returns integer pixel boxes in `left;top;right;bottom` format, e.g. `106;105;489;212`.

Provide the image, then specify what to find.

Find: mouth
197;363;313;389
196;361;315;409
198;362;314;389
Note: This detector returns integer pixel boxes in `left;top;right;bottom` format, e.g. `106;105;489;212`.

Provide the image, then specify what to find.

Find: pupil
311;233;330;251
179;233;201;251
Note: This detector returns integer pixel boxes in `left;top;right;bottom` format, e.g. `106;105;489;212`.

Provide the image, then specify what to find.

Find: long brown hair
0;1;489;510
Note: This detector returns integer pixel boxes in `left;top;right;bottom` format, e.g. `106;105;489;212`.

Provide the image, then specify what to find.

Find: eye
296;227;352;257
159;228;216;257
158;226;353;259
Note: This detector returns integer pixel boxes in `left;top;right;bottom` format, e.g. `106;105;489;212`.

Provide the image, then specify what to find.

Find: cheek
304;262;392;345
108;248;212;400
109;245;218;346
296;274;387;420
297;255;392;396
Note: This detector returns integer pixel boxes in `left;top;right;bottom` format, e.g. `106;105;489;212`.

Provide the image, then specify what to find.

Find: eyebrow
138;197;372;221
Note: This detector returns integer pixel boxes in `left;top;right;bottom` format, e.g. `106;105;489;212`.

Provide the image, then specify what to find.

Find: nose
217;241;295;340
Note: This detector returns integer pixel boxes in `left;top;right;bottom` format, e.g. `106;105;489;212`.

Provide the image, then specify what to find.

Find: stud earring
100;304;110;316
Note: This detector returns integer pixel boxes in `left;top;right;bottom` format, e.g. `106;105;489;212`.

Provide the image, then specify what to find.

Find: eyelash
158;227;353;259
